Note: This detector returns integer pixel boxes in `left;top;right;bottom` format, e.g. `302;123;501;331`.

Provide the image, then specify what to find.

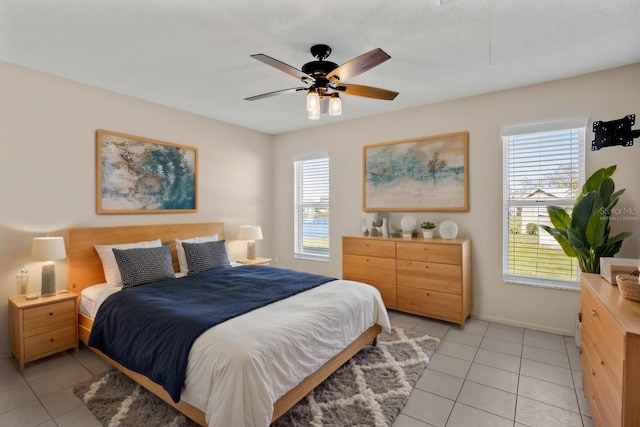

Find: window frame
502;119;587;290
293;153;330;262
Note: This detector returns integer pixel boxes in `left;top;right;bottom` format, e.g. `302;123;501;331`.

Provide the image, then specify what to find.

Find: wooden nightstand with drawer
8;292;78;372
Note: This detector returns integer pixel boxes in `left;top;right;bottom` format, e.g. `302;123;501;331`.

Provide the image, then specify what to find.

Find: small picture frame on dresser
600;257;640;284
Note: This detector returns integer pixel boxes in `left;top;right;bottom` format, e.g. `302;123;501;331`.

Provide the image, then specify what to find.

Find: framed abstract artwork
363;131;468;211
96;129;198;214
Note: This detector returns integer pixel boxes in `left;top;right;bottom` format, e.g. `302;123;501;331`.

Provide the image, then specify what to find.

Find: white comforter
82;278;390;427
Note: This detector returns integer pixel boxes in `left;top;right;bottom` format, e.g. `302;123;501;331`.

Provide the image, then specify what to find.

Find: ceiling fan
245;44;399;120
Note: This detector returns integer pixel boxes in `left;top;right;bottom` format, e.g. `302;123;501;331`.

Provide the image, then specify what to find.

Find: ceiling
2;1;639;135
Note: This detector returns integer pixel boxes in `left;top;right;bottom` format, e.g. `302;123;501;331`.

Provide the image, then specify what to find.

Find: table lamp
238;226;263;260
31;236;66;297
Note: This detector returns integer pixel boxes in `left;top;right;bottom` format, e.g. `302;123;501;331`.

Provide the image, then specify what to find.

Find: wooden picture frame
600;257;640;284
96;130;197;214
363;131;468;211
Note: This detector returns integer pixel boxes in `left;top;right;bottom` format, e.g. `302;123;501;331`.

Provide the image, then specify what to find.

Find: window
294;153;330;261
502;119;587;290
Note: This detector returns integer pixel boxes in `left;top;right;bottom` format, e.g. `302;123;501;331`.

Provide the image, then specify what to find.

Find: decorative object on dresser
31;236;66;297
16;268;29;297
237;225;263;260
616;272;640;302
363;132;468;212
580;273;640;427
438;220;458;239
600;257;640;284
8;292;78;372
343;236;472;328
420;221;436;238
96;129;197;214
400;216;417;239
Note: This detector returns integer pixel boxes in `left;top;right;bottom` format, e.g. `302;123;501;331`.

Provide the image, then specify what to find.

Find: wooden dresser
581;273;640;427
342;236;472;327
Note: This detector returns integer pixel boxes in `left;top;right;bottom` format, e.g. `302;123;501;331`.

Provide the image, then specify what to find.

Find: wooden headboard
67;222;225;294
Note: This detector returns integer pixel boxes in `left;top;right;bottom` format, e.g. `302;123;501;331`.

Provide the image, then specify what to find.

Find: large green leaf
582;165;616;195
546;205;571;231
598;178;615;207
570;191;603;239
585;210;605;248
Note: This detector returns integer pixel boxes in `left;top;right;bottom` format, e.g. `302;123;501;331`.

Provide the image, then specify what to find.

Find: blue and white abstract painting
98;131;197;213
364;132;467;211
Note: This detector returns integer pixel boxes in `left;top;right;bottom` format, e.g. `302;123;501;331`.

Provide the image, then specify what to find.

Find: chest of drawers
8;292;78;372
343;236;472;327
581;273;640;426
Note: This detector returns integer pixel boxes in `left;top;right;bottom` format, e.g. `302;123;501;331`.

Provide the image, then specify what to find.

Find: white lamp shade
31;237;66;261
238;226;263;241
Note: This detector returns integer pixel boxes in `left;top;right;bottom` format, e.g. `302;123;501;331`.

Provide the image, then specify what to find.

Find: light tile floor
0;311;592;427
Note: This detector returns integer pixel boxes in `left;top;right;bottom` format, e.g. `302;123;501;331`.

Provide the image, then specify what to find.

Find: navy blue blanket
88;265;335;402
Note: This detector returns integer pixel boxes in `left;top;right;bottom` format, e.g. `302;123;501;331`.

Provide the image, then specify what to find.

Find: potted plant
420;221;436;238
540;165;632;274
540;165;632;349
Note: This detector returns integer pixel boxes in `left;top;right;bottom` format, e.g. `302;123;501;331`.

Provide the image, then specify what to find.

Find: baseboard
470;314;574;336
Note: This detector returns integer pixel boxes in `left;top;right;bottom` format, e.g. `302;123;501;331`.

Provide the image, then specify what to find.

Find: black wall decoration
592;114;640;150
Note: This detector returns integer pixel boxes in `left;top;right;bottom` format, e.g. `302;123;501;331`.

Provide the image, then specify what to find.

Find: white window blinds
502;119;587;289
294;154;330;261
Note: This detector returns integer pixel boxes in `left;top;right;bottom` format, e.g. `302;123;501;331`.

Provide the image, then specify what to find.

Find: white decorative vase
381;218;389;238
439;220;458;239
422;229;434;238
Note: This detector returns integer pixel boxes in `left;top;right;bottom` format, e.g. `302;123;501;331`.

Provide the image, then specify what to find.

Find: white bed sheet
81;277;390;427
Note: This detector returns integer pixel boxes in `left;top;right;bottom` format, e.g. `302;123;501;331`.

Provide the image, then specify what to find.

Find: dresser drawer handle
50;338;54;342
591;368;595;376
49;312;53;316
591;308;596;316
600;360;605;366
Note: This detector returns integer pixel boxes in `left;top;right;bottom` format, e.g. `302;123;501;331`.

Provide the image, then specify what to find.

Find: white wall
0;61;273;354
272;63;640;335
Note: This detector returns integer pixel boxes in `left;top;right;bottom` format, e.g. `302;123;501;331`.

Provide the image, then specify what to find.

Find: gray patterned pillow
183;240;231;274
113;246;175;288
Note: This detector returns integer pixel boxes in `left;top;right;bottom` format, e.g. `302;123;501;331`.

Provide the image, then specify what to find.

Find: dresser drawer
343;254;396;284
582;334;622;427
23;300;76;337
24;325;77;360
396;260;462;294
397;286;461;321
396;242;461;264
363;280;397;308
581;286;624;390
343;238;396;258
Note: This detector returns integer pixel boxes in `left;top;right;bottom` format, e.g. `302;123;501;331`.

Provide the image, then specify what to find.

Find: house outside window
502;119;587;290
294;153;330;261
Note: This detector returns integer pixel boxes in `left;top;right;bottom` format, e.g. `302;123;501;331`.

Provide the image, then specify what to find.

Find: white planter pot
422;229;434;238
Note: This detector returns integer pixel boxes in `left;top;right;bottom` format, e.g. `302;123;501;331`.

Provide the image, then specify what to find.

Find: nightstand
236;257;272;266
8;291;78;372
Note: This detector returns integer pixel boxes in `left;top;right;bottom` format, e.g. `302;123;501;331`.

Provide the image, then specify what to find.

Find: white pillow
95;239;162;285
175;234;218;274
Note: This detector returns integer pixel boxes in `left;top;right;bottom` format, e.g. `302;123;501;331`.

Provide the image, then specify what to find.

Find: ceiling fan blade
250;54;314;82
334;84;398;100
244;87;307;101
327;48;391;83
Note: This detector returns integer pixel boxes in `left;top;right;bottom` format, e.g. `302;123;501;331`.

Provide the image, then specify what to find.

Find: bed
66;222;390;427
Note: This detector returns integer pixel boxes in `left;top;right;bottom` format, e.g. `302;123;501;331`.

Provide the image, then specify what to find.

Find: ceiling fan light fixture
306;88;320;112
329;93;342;116
308;105;321;120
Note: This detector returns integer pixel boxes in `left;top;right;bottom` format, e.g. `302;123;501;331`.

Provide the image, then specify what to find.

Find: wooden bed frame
67;222;381;426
